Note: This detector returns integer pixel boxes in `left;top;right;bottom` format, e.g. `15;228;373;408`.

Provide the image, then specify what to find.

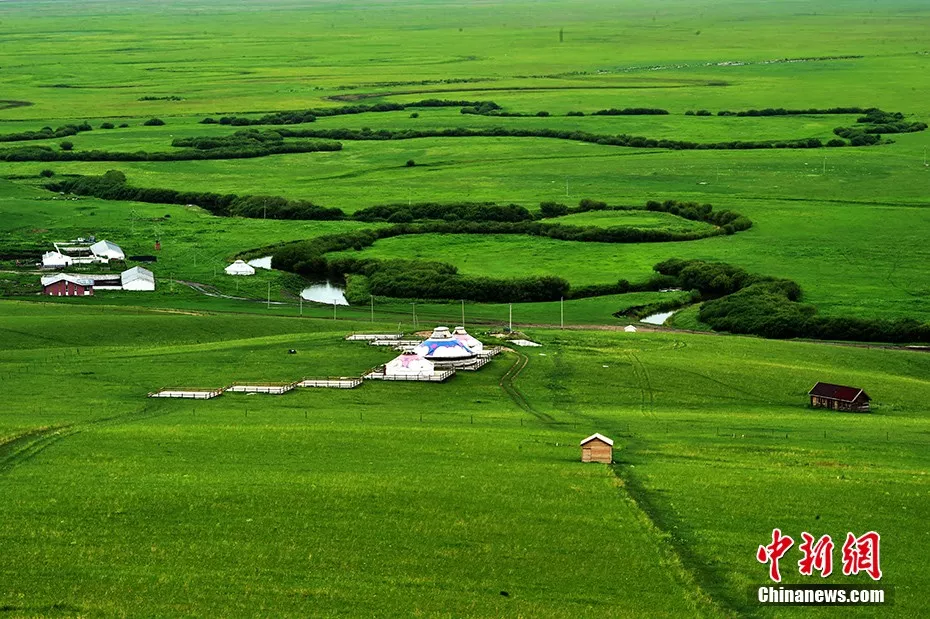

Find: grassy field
2;302;929;616
3;0;930;616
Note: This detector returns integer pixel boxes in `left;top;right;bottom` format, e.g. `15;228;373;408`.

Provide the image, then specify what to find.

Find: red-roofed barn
808;382;871;413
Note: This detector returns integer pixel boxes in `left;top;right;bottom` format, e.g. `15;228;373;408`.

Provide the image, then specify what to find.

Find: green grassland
2;302;929;616
3;0;930;616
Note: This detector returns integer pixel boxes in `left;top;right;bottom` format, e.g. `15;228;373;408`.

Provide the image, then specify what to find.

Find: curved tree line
46;173;752;237
655;259;930;343
0;139;341;162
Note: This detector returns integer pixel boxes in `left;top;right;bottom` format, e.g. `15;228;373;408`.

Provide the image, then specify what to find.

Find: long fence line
141;405;930;447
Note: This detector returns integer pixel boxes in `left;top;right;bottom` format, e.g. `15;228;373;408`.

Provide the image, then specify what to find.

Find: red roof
808;382;870;402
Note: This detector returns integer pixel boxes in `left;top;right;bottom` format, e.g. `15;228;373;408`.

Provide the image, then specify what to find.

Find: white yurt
384;350;434;378
624;325;637;333
452;326;484;353
413;326;477;362
225;260;256;276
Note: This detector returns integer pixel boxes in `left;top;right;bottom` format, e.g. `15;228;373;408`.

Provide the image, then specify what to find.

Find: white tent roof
385;350;434;376
41;273;94;287
90;240;124;259
413;326;476;360
452;326;483;352
580;433;614;446
624;325;637;332
121;266;154;286
225;260;256;275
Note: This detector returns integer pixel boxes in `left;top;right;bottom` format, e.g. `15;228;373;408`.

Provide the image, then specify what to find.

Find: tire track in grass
499;349;554;423
0;404;170;475
0;425;80;474
627;352;658;420
610;455;739;618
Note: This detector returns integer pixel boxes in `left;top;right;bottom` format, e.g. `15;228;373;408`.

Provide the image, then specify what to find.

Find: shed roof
580;433;614;447
808;382;870;402
121;266;154;285
41;273;94;287
90;239;124;257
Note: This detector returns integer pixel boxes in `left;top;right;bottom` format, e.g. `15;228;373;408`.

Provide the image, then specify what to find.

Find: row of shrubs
716;107;873;117
538;198;752;234
47;174;754;244
263;125;834;150
0;140;341;162
271;233;570;302
46;171;344;220
655;258;930;343
201;99;496;126
353;202;534;223
461;105;669;117
265;207;754;302
0;122;93;143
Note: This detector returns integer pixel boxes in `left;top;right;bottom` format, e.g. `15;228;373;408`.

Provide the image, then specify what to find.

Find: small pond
301;281;349;306
247;256;273;270
640;310;676;326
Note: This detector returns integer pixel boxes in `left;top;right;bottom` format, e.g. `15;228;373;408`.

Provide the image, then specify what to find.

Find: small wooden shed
808;382;871;413
580;433;614;463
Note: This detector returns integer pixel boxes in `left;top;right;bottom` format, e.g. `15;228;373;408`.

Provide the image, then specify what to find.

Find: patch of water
301;281;349;306
247;256;272;270
640;310;676;325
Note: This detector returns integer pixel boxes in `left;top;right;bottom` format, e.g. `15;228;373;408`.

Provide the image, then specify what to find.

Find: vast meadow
2;0;930;616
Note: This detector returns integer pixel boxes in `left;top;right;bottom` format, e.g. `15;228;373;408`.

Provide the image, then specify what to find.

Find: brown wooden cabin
808;382;871;413
580;433;614;463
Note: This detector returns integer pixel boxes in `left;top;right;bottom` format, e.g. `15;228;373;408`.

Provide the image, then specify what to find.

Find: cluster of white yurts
382;326;490;379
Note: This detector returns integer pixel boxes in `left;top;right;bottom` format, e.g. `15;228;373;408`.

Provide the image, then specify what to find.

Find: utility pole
509;303;513;332
412;302;417;328
299;295;303;316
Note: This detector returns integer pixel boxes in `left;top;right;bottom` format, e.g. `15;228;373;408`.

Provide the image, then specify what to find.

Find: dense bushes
207;99;497;126
353;202;533;223
717;107;871;117
0;122;92;143
271;234;569;303
46;172;344;221
265;125;828;151
657;259;930;343
264;203;753;302
0;139;341;162
711;106;926;146
592;108;669;115
47;174;753;241
646;199;752;234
